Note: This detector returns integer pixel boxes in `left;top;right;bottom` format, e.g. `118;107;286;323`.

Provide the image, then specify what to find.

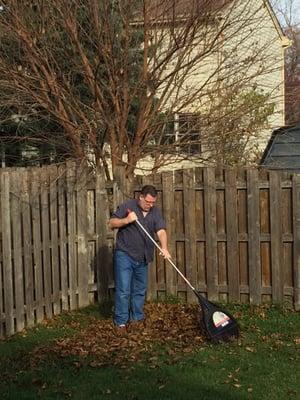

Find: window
158;113;201;155
177;113;201;155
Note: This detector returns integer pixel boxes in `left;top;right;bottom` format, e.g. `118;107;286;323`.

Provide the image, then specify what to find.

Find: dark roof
260;125;300;171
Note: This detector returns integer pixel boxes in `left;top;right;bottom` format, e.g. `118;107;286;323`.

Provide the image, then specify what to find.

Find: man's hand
108;210;137;229
159;248;171;259
126;210;138;224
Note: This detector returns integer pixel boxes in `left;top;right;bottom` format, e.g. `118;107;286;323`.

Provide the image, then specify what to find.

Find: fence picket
1;172;14;335
21;171;35;327
162;172;176;296
225;168;239;302
58;165;68;311
270;171;283;303
31;169;44;322
247;169;261;304
77;167;89;307
66;162;77;310
0;172;3;336
204;168;218;301
41;169;53;318
183;169;197;303
95;171;110;301
292;175;300;311
11;171;25;331
49;166;60;315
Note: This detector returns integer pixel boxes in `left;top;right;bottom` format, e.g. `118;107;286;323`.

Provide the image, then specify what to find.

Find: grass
0;302;299;400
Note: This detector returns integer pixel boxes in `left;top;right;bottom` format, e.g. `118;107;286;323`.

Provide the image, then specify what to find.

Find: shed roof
260;125;300;171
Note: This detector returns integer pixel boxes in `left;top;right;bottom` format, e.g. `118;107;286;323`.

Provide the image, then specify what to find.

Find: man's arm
108;211;137;229
156;229;171;259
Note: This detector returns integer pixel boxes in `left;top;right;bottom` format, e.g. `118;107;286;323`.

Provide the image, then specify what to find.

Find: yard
0;301;299;400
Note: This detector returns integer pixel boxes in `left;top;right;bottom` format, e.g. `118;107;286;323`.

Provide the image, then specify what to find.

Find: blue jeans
114;250;148;326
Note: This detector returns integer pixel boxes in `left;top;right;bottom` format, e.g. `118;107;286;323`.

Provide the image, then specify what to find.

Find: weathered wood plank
96;171;110;301
1;172;14;335
162;172;176;297
21;171;35;327
49;166;60;315
77;167;89;307
183;169;197;303
87;188;95;303
225;168;239;302
292;174;300;310
66;162;77;310
0;171;3;336
270;171;283;303
204;168;218;301
58;165;68;310
41;168;52;318
31;169;44;322
11;171;25;331
247;169;261;304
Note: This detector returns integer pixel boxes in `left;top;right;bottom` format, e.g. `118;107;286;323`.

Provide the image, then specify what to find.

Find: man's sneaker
114;324;127;336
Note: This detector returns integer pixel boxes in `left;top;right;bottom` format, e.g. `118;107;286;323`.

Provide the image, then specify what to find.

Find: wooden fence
0;164;299;337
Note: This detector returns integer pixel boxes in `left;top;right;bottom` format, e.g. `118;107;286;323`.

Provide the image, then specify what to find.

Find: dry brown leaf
30;303;206;367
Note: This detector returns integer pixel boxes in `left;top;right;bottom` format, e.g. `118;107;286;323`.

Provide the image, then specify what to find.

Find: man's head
138;185;158;212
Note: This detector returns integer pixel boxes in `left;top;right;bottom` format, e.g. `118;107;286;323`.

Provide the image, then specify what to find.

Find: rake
134;217;240;343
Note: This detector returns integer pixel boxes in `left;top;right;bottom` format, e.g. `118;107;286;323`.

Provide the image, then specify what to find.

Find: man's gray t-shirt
112;198;166;263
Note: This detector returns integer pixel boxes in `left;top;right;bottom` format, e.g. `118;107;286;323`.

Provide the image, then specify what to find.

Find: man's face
139;194;157;212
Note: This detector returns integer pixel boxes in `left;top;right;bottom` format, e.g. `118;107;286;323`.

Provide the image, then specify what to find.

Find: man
108;185;170;329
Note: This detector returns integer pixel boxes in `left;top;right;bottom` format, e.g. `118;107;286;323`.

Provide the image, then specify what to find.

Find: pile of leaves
32;303;205;367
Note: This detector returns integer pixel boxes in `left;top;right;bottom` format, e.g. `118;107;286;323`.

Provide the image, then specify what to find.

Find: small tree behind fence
0;164;299;338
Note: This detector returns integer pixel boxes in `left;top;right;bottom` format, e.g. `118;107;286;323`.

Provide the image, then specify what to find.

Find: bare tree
0;0;285;178
284;27;300;124
271;0;300;125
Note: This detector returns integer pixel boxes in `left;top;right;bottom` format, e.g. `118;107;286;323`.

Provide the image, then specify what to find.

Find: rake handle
130;213;197;293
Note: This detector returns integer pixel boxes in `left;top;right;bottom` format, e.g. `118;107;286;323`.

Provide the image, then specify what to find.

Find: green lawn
0;302;299;400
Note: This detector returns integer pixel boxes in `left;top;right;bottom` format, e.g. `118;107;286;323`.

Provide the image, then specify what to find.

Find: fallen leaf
30;303;207;368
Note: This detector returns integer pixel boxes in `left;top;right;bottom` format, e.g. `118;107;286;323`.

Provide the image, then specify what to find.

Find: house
132;0;291;173
260;124;300;171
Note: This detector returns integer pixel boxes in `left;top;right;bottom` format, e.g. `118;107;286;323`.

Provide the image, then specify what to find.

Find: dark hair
140;185;158;197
